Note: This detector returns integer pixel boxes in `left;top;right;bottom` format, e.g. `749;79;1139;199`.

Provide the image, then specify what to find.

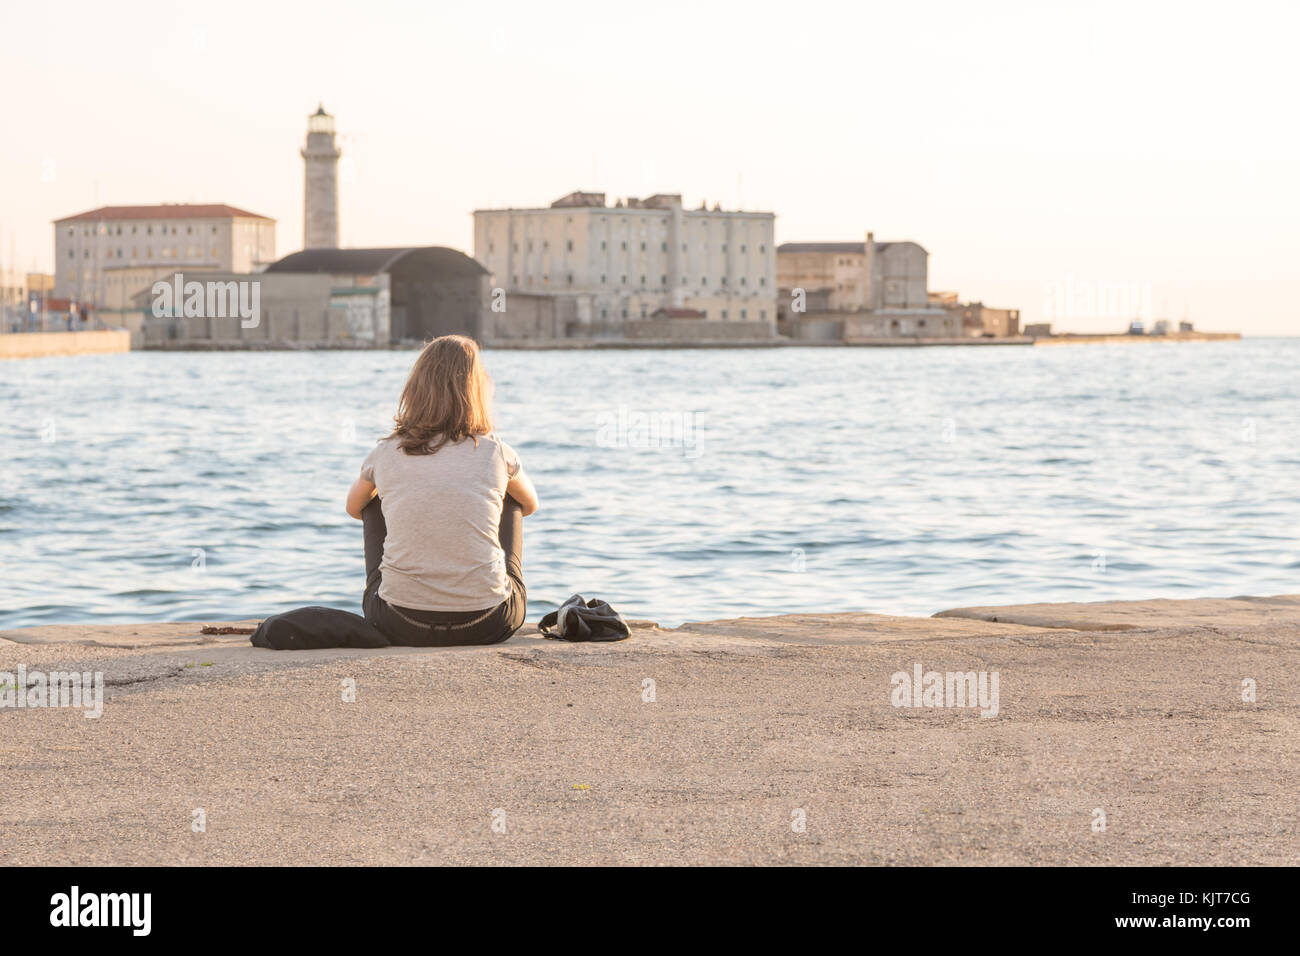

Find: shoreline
2;592;1296;865
4;331;1243;355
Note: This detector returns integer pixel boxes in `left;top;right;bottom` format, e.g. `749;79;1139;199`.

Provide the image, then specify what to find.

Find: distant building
130;247;489;349
778;235;931;312
263;247;488;342
1;267;27;332
302;105;341;250
776;234;957;339
1023;322;1052;338
473;191;777;338
53;203;276;307
0;267;25;311
958;303;1020;338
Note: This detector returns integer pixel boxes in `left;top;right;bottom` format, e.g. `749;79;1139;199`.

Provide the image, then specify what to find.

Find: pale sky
2;0;1297;333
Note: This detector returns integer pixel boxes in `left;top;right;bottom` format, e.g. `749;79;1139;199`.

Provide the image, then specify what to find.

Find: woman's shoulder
481;432;521;474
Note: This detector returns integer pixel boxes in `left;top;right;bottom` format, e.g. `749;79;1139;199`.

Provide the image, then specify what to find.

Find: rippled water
2;339;1297;629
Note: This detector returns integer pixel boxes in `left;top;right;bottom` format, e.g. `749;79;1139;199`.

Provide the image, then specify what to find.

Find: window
660;275;666;285
620;241;627;251
640;242;645;251
621;275;627;284
721;310;728;319
661;242;667;252
601;308;608;319
67;250;73;259
567;274;573;285
640;275;645;286
212;226;217;234
740;277;746;286
741;309;747;319
566;240;573;252
740;244;746;253
721;277;727;286
600;274;606;283
600;240;606;251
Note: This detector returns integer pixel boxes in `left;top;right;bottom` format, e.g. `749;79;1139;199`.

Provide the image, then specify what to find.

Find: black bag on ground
250;606;390;650
538;594;630;642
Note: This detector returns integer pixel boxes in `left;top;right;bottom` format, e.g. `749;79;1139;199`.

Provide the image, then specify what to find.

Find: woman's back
360;433;521;612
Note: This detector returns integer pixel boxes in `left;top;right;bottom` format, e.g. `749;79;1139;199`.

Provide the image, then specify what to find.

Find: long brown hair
389;335;494;454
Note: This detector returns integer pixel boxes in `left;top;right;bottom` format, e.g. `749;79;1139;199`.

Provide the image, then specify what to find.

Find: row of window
492;239;769;255
67;224;222;238
70;247;220;260
597;307;769;321
510;273;768;289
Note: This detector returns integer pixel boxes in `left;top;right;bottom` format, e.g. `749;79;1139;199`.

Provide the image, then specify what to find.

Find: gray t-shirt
360;433;522;612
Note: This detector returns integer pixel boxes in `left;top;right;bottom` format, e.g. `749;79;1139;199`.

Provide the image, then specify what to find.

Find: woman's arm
506;469;539;517
346;477;377;520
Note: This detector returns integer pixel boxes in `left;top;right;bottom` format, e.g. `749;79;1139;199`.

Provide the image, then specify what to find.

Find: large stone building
473;191;777;339
302;105;341;249
776;234;958;340
52;203;276;307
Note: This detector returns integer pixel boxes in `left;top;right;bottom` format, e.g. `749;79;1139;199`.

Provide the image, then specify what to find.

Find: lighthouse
301;104;340;249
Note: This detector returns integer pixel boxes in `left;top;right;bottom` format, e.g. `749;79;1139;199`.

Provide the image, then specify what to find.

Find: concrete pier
2;593;1296;865
0;329;130;360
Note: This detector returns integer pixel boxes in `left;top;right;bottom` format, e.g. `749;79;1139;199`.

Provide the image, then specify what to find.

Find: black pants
362;496;527;646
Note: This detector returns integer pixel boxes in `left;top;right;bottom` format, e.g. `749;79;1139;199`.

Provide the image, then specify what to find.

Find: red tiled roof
56;204;274;223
